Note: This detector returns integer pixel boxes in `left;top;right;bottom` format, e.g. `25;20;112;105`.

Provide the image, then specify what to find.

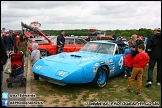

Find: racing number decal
118;56;123;69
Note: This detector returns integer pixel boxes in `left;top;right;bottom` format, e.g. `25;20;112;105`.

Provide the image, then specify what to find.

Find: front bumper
39;74;67;86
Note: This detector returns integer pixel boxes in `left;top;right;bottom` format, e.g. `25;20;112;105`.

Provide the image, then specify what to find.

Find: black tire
21;77;26;87
8;83;12;88
6;78;10;83
40;50;50;58
6;78;12;84
90;66;109;88
21;83;25;87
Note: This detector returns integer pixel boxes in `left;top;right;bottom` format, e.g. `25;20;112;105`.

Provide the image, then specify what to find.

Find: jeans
32;65;39;80
147;58;161;83
56;46;64;54
124;66;132;77
127;67;143;92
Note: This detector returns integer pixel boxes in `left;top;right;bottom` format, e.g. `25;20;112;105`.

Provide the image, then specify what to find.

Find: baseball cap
154;28;160;31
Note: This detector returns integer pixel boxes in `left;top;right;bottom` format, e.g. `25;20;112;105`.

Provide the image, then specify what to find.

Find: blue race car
32;41;128;88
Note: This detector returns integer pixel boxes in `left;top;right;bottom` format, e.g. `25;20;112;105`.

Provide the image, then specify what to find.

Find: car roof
64;37;85;39
50;36;85;40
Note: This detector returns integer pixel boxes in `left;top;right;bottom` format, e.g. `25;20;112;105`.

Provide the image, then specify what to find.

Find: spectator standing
125;44;150;95
124;48;133;79
4;33;8;52
56;30;65;54
14;33;20;53
131;34;144;58
111;35;117;40
17;34;28;66
1;33;7;51
128;38;134;49
30;43;40;80
6;32;14;54
12;32;17;53
145;28;161;87
119;37;123;42
1;36;8;93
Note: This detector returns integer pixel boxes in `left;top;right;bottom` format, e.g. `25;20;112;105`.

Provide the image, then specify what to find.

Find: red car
21;21;87;57
29;36;87;57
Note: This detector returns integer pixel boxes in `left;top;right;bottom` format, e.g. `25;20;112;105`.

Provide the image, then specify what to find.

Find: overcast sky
1;1;161;30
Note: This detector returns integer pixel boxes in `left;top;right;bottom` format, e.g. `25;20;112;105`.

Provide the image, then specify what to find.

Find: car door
113;45;125;74
64;38;76;52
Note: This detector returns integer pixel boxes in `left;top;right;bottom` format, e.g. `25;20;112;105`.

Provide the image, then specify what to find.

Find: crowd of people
1;28;28;93
1;28;25;54
1;27;161;96
124;28;161;95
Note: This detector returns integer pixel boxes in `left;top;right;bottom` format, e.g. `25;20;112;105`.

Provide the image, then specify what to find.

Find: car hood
42;51;113;66
33;51;113;81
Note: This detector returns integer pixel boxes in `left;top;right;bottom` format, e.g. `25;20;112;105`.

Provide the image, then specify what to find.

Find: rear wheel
40;50;50;58
21;77;26;87
90;66;108;88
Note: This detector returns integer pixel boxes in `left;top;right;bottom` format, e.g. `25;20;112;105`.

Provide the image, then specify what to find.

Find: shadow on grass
31;66;161;107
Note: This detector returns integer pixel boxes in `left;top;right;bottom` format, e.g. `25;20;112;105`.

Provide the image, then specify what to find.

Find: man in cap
145;28;161;87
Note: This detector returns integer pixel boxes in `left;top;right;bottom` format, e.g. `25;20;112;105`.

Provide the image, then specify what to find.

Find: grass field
30;64;161;107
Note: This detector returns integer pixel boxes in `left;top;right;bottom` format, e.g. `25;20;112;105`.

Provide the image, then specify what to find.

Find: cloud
1;1;161;30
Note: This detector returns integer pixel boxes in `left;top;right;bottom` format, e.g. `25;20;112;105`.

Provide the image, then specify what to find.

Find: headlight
56;70;69;77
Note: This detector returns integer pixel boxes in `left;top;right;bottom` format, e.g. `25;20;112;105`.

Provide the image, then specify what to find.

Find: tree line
42;28;153;37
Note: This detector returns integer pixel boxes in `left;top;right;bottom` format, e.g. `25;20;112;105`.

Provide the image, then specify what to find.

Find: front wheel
40;50;50;58
90;66;108;88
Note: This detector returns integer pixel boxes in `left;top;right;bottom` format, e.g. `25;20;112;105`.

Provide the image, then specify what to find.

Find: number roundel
118;56;123;69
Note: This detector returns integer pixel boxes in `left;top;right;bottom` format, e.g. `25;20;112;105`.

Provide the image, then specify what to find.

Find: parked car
21;22;87;58
32;41;128;88
29;37;44;43
29;36;87;58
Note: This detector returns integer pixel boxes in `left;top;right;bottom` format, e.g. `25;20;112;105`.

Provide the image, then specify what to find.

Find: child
124;49;133;78
125;44;149;95
30;43;40;80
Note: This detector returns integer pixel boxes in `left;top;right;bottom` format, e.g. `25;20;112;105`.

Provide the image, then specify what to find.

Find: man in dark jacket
56;30;65;54
1;36;8;92
2;34;7;50
145;28;161;87
6;32;14;53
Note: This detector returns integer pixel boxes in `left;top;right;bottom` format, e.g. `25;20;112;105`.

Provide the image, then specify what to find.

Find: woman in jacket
17;34;28;66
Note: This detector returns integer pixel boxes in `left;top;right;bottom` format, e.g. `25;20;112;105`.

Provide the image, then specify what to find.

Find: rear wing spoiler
21;22;52;44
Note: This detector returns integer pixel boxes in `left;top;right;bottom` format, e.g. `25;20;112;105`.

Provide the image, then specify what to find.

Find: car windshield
80;42;115;55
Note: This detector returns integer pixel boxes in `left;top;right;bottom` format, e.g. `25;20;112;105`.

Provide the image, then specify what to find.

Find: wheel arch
98;65;109;82
40;49;50;53
90;65;110;88
40;49;50;57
